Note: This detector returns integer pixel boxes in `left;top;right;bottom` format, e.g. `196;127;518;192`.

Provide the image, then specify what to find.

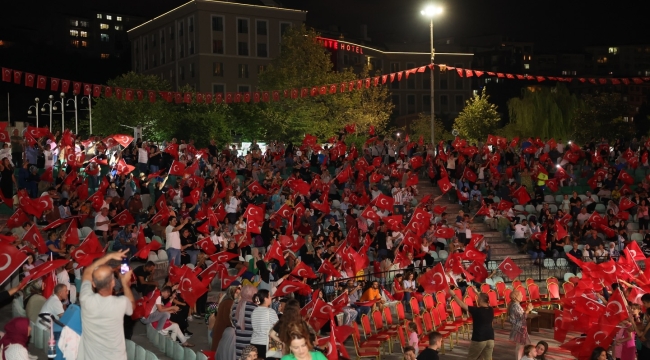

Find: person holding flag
450;290;495;360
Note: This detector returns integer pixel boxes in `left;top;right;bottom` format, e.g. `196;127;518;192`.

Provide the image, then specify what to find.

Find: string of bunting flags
3;64;650;106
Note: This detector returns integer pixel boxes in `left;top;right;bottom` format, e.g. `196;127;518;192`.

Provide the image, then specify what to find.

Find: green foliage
506;84;582;140
90;72;176;140
256;25;393;142
572;92;634;143
409;113;452;145
453;88;500;142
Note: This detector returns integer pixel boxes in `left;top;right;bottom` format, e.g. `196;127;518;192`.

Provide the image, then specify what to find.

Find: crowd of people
0;126;648;360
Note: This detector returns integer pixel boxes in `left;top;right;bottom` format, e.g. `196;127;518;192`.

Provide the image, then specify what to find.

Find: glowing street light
421;5;444;147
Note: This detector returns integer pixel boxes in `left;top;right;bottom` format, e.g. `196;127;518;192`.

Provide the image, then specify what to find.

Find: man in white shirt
141;287;176;331
137;145;149;174
165;217;188;266
57;264;77;304
94;207;111;244
511;219;530;248
38;284;68;330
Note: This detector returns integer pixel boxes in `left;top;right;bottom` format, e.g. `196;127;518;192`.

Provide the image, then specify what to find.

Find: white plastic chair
563;273;575;282
156;249;168;261
438;250;449;260
543;258;555;269
556;258;568;267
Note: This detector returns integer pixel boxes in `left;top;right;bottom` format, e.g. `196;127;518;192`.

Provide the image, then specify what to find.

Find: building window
81;41;87;47
70;20;78;26
188;17;194;32
213;62;224;76
257;43;268;57
188;40;194;55
406;63;416;89
80;21;89;27
71;40;79;47
179;66;184;80
609;47;618;54
238;85;250;93
392;95;400;115
212;16;223;31
280;22;291;37
106;15;112;20
524;63;530;69
179;46;184;58
115;25;123;31
116;16;122;21
152;55;157;67
144;59;148;70
100;23;109;29
407;95;416;114
238;19;248;34
143;38;147;50
440;95;448;107
70;30;79;37
151;34;156;47
134;42;138;54
213;84;225;94
258;65;266;74
390;63;399;89
160;31;164;44
343;54;349;65
455;95;464;110
257;20;267;35
80;31;87;38
169;48;175;61
189;63;194;77
169;26;174;40
422;95;431;112
178;21;183;36
238;42;249;56
169;69;174;79
456;77;463;90
100;34;109;42
440;75;448;89
97;14;102;19
160;51;165;64
212;40;223;54
238;64;249;78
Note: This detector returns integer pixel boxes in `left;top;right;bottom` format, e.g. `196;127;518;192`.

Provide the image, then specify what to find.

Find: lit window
101;54;110;59
213;62;224;76
238;64;249;78
608;47;618;54
81;41;87;47
100;23;109;30
80;31;87;38
115;25;123;31
562;70;568;75
70;30;79;37
71;40;79;47
70;20;79;26
100;34;109;42
97;14;102;19
116;16;122;21
524;64;530;69
106;15;112;20
80;21;89;27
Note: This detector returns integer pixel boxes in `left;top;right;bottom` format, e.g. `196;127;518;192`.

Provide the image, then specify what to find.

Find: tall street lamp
27;97;40;127
66;93;93;135
54;93;65;133
41;95;56;131
421;5;443;147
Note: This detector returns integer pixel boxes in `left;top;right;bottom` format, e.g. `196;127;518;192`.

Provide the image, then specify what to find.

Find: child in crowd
407;322;419;355
613;319;635;360
520;344;537;360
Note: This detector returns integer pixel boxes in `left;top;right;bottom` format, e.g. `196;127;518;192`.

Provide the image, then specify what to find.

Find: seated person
134;261;158;296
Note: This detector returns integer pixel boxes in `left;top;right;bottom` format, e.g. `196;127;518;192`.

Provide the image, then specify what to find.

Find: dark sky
2;0;649;51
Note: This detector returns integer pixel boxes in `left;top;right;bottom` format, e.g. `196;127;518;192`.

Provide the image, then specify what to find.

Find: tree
572;92;634;143
409;113;452;145
256;25;393;142
90;72;176;140
506;84;583;140
453;88;500;142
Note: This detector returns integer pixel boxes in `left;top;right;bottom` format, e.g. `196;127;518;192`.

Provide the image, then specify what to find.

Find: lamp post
421;5;443;147
55;93;65;133
27;97;40;127
41;95;56;131
66;93;92;135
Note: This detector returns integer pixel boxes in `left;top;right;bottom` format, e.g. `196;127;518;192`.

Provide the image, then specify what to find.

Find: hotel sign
317;37;364;54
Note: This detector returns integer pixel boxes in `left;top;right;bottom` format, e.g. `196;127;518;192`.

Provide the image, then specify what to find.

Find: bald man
77;250;135;360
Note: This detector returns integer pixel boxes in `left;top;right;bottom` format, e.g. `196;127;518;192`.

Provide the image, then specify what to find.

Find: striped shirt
392;188;404;205
250;306;279;346
231;300;257;357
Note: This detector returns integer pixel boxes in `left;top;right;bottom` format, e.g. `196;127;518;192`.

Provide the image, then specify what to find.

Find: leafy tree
409;112;452;144
453;88;501;142
256;25;393;142
507;84;583;139
572;92;634;143
90;72;176;140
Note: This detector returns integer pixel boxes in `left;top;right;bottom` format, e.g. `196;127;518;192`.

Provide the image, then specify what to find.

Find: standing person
165;217;189;266
10;128;23;168
450;291;494;360
232;285;258;358
251;289;279;359
416;332;442;360
0;317;31;359
211;285;241;351
0;158;15;199
508;290;534;360
77;250;135;360
635;294;650;359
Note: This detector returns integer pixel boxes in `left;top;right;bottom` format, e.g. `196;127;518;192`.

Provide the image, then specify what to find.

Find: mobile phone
120;257;130;275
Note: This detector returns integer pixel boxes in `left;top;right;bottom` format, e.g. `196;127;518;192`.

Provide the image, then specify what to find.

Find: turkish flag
497;200;514;211
88;190;104;212
383;215;404;231
372;193;394;211
247;181;268;195
113;210;135;226
6;208;29;229
498;257;522;279
22;225;48;254
274;204;293;220
463;242;487;262
273;280;311;297
265;241;286;266
463;167;478;182
625;241;645;261
195;237;217;255
467;261;489;283
169;160;186;176
418;263;449;293
619;197;635;211
71;232;105;266
290;261;317;279
318;259;342;278
406;173;419;186
475;204;491;217
434;227;455;239
512;186;531;205
555;221;568;240
178;271;208;307
112;134;134;148
545;179;559;192
243;204;264;222
410;156;423;170
360;206;380;223
182;188;201;205
63;219;80;245
601;290;630;327
116;159;135;176
29;259;70;281
1;68;11;82
618;171;634;185
437;176;453;194
280;235;304;253
24;73;35;87
207;251;238;264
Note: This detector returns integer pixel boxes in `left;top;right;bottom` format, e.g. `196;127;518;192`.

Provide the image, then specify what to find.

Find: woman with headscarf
205;302;218;340
232;285;258;358
211;285;240;351
0;317;31;360
508;289;534;360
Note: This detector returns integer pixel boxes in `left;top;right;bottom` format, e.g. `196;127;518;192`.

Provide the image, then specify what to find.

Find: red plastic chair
466;285;479;301
545;282;562;307
395;302;406;324
351;323;382;360
525;278;536;287
480;283;491;294
495;281;507;300
562;281;575;296
397;325;427;354
360;315;392;353
547;277;559;286
526;283;548;307
409;296;421;317
487;290;507;327
512;279;523;289
422;294;435;312
352;322;382;349
435;291;446;306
